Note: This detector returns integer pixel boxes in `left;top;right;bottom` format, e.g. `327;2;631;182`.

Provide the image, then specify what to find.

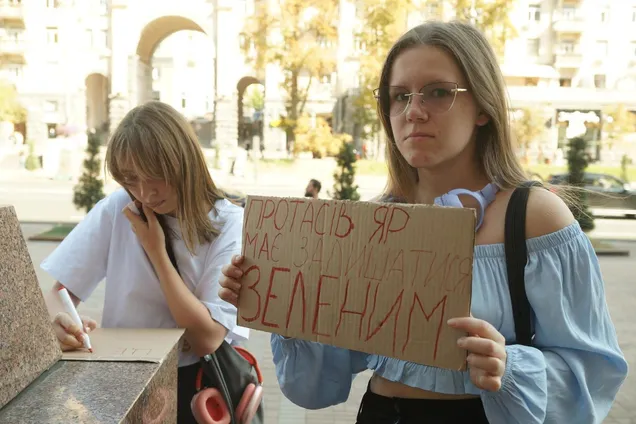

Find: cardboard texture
61;328;185;363
237;196;476;371
0;205;62;409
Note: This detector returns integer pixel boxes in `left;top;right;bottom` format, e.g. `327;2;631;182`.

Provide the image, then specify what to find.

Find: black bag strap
504;181;542;346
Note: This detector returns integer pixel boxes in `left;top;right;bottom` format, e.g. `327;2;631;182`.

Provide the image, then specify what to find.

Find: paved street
2;165;636;241
20;222;636;424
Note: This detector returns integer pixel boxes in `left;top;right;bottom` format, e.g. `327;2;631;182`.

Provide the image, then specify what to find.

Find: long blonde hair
106;101;226;253
378;20;527;201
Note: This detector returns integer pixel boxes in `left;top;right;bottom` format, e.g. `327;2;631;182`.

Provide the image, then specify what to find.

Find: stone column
108;2;131;132
213;0;239;148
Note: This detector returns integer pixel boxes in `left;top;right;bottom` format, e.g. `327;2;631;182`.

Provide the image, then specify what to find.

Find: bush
566;136;594;232
73;131;105;213
293;115;344;158
620;154;632;183
24;140;40;171
331;139;360;201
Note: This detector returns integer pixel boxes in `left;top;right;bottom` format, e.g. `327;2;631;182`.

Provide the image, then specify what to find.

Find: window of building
46;0;60;8
1;65;23;80
528;4;540;21
562;5;576;20
524;77;539;86
632;7;636;22
99;0;108;15
594;74;606;89
559;78;572;87
44;100;59;112
559;39;578;54
526;38;540;56
6;29;21;41
46;27;59;44
152;67;160;81
599;7;609;22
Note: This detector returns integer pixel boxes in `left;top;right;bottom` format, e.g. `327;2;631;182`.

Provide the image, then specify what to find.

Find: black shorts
355;385;489;424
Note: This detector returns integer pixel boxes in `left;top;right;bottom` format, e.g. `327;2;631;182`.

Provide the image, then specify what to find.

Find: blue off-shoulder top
271;221;628;424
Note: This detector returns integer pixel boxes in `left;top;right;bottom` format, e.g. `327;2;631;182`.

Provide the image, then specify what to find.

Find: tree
294;115;350;158
73;131;105;213
24;140;40;171
451;0;518;56
244;85;265;112
332;140;361;201
602;104;636;149
352;0;415;149
620;154;632;183
509;107;548;161
242;0;339;154
0;80;26;123
566;136;594;231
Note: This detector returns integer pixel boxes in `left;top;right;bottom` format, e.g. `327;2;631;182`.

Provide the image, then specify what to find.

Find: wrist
148;249;170;267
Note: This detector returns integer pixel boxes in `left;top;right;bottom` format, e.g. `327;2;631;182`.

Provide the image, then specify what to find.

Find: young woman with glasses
219;21;627;423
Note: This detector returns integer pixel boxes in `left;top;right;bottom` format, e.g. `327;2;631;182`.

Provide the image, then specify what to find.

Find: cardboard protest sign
237;196;476;370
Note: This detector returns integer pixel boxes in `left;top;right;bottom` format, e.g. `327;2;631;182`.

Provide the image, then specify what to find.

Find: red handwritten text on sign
237;196;476;370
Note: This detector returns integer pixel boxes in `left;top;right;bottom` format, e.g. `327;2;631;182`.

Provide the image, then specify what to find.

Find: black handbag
193;342;264;424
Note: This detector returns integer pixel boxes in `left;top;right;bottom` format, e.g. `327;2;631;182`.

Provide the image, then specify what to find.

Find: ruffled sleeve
481;223;628;424
271;334;369;409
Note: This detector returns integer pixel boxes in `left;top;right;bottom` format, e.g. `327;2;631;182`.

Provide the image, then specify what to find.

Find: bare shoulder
525;187;576;239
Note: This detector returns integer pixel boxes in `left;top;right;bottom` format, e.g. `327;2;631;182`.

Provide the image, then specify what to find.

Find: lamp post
212;0;219;145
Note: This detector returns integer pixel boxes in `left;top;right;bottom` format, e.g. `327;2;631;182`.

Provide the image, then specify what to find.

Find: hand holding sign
448;316;507;392
219;255;246;307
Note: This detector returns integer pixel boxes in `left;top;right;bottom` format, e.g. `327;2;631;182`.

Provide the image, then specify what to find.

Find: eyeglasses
373;82;468;117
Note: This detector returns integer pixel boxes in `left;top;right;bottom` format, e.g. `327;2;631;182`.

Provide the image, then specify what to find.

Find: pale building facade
2;0;635;162
333;0;636;159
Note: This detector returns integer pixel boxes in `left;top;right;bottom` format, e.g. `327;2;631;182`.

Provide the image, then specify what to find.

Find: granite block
0;205;62;409
123;344;179;424
0;348;178;424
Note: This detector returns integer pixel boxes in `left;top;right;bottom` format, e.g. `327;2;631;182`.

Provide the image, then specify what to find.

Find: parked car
547;172;636;219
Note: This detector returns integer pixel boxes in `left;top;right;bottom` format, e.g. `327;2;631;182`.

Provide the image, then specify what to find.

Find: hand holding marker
58;287;93;353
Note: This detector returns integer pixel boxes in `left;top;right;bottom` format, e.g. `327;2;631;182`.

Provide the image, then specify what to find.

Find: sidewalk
21;224;636;423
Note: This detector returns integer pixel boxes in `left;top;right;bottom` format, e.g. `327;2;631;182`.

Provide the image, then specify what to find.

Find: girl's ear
476;112;490;127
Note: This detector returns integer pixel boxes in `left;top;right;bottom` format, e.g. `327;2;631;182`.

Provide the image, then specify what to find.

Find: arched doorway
135;16;208;107
85;73;109;142
237;76;264;156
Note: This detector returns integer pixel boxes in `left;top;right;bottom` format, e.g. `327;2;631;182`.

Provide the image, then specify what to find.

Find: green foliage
603;104;636;148
566;136;595;232
451;0;518;56
242;0;339;153
293;115;348;158
332;140;361;201
510;107;548;150
24;140;40;171
73;131;105;213
621;154;633;183
244;85;264;111
0;79;26;123
352;0;414;141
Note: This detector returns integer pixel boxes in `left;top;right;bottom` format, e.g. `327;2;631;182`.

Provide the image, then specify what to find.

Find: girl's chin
405;152;440;169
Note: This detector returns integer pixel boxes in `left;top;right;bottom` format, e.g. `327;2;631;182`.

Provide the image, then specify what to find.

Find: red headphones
191;347;264;424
